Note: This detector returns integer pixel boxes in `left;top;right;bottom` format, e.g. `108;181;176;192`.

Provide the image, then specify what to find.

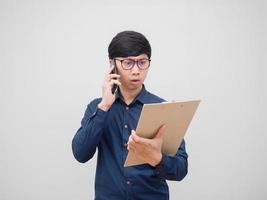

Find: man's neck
119;85;143;105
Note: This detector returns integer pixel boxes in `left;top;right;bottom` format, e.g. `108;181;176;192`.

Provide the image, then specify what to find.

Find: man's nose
131;62;140;74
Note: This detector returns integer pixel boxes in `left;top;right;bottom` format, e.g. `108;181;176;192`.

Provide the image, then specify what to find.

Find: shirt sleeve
154;139;188;181
72;99;108;163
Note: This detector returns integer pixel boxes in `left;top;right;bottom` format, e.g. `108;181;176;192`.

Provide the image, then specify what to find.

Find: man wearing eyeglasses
72;31;188;200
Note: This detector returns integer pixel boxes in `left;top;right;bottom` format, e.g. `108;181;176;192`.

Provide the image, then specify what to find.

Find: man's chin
128;82;143;90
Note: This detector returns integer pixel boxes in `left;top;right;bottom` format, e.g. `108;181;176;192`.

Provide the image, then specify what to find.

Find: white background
1;0;267;199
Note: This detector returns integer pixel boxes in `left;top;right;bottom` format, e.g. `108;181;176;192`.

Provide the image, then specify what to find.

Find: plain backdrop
1;0;267;199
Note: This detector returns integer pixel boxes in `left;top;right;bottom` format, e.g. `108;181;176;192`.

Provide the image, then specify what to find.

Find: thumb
155;124;166;139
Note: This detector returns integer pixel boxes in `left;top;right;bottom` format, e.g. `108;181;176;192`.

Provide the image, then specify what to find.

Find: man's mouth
130;79;140;84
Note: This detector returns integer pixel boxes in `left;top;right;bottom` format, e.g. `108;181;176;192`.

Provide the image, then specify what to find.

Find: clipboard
124;100;200;167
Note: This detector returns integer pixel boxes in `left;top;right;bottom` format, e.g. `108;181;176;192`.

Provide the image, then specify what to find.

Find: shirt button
124;124;128;128
126;107;129;110
126;180;131;185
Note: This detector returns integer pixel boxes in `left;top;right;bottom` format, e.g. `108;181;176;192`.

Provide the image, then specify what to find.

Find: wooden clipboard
124;100;200;167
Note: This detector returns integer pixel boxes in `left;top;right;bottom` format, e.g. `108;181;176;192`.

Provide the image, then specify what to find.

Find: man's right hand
98;65;121;111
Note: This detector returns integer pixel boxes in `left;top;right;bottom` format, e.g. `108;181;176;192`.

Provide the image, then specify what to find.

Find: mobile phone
111;59;118;94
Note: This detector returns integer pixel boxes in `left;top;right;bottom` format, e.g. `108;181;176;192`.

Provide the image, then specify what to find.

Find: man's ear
109;59;114;66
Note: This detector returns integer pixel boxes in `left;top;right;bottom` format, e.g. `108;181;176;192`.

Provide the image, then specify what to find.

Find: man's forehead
117;54;148;60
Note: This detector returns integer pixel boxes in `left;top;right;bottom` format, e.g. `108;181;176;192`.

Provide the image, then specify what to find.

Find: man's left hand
127;125;166;167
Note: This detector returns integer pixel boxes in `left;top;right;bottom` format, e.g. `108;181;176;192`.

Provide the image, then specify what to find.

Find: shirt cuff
89;107;108;125
154;154;170;177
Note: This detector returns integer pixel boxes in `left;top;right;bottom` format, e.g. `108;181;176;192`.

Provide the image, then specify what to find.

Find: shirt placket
122;105;134;198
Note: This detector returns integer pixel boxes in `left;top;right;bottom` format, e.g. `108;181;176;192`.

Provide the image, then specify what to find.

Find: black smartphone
111;59;118;94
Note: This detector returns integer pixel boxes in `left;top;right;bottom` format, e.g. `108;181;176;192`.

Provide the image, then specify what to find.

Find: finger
128;135;135;146
108;74;120;79
127;144;131;151
107;65;115;74
128;134;139;149
131;130;140;143
132;130;151;145
128;134;133;144
128;145;135;152
127;137;136;151
109;79;121;86
155;124;166;139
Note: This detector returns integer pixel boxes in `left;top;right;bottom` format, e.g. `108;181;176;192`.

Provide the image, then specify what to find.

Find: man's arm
72;100;108;163
154;140;188;181
72;65;121;163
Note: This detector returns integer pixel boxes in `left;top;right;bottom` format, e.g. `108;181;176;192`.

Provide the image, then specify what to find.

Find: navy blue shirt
72;86;188;200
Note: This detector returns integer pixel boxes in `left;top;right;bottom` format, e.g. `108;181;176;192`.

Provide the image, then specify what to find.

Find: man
72;30;188;200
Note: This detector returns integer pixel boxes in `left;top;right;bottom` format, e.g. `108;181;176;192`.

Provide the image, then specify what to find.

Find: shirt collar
115;84;150;105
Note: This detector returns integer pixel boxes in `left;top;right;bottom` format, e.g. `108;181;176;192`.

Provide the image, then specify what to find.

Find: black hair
108;30;151;59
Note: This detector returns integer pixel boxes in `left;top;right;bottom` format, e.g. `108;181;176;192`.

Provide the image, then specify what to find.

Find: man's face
111;54;150;91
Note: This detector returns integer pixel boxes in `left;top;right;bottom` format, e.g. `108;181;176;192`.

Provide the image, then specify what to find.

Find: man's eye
124;60;133;65
139;60;147;65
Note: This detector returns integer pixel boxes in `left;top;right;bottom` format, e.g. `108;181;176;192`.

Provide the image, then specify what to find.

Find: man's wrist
98;102;111;112
151;153;163;167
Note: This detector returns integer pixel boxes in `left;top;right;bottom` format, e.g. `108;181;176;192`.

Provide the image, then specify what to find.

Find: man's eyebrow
126;56;149;60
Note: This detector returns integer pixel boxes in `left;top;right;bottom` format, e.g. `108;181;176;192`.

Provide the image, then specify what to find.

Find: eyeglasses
114;58;151;70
